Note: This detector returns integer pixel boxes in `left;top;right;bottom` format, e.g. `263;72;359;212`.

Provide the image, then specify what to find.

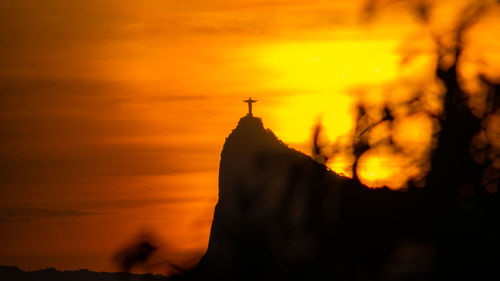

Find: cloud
0;75;222;187
0;208;98;222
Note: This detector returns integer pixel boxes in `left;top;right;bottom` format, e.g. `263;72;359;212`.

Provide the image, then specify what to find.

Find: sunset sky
1;0;499;273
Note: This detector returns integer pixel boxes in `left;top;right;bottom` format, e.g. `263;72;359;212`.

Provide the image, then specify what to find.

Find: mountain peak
193;115;500;280
197;116;343;279
236;114;264;127
223;115;287;157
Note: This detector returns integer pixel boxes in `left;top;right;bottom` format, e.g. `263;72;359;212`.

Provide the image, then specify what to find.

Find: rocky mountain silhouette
189;115;499;281
197;115;344;280
0;265;166;281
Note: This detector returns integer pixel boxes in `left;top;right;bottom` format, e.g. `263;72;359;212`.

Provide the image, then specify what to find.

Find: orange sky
0;0;499;273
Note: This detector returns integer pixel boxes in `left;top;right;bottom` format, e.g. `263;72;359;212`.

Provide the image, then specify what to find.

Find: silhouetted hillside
190;115;499;281
0;265;166;281
197;115;344;280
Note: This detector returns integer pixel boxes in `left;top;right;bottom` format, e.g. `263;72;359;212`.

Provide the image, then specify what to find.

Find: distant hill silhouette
0;265;166;281
189;115;499;281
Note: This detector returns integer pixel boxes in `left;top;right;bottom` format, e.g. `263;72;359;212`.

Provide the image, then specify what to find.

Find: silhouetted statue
243;97;257;116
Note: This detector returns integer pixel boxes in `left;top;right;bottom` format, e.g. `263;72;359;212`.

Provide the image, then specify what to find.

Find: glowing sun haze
0;0;499;273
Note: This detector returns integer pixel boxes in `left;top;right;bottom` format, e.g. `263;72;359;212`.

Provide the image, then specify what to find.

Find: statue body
243;97;257;116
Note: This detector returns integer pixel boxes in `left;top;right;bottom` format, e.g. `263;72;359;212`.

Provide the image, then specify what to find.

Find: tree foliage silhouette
315;0;499;194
